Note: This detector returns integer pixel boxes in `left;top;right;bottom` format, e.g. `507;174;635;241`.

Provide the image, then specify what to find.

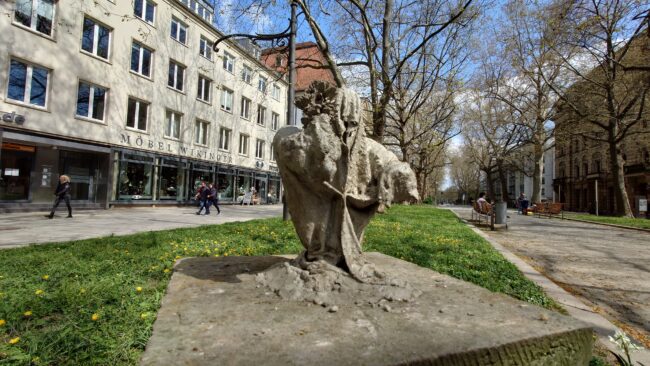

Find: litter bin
495;202;508;224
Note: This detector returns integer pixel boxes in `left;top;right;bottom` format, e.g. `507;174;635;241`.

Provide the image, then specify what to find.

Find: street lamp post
212;1;297;221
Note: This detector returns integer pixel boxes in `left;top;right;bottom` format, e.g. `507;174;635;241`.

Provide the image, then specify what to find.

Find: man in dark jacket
48;175;72;219
196;182;212;215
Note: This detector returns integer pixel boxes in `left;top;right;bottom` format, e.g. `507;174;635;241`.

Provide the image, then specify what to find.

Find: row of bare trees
223;0;648;214
451;0;648;216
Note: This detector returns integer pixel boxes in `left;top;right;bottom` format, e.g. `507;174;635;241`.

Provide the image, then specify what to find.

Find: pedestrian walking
196;182;212;215
211;184;221;215
47;175;72;219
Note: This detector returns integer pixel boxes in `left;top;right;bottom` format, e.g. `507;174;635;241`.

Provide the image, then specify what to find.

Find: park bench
471;201;495;231
535;202;564;219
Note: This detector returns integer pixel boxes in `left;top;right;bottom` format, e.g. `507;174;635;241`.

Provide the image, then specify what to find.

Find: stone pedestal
140;253;593;366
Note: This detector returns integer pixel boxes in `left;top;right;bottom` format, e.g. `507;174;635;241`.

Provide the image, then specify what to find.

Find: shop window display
268;176;281;204
236;171;254;203
159;166;179;199
118;161;153;200
216;169;235;202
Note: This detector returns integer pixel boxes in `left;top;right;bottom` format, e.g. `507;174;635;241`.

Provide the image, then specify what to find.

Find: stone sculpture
272;81;419;283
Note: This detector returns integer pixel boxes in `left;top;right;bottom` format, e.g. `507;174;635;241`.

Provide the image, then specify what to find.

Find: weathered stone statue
272;81;419;283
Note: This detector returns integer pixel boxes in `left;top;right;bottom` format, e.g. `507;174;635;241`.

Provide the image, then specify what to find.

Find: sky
205;0;515;192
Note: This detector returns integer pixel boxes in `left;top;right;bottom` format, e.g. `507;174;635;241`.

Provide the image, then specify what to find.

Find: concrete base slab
141;253;593;366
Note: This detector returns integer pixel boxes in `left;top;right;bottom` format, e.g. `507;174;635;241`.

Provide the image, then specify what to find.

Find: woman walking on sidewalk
48;175;72;219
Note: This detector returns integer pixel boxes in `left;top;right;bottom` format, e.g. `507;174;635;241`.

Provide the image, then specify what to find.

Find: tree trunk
531;142;544;203
372;0;393;143
497;164;509;203
485;169;496;202
416;171;426;202
608;140;633;217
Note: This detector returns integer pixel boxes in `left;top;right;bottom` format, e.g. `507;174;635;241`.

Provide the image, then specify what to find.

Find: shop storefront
111;147;281;205
0;130;111;210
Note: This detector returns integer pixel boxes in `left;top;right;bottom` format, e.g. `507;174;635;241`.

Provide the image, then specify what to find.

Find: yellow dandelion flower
9;337;20;344
136;287;143;293
0;319;6;326
224;253;229;257
80;288;86;294
35;289;44;296
163;268;170;273
91;313;100;321
140;312;149;320
42;275;49;280
32;357;40;364
23;310;32;317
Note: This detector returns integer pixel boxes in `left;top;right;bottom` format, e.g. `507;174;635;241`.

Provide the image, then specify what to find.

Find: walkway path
0;205;283;249
451;206;650;352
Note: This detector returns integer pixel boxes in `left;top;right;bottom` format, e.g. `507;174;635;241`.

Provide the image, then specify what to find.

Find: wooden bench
535;202;564;219
471;202;495;230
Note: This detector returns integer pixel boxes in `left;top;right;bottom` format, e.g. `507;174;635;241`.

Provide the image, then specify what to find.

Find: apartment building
0;0;288;210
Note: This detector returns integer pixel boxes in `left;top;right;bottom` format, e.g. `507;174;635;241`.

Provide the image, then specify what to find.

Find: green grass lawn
0;206;557;365
564;212;650;230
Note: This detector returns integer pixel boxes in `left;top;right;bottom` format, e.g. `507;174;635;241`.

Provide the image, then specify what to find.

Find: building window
258;76;267;93
270;143;275;162
165;110;181;139
130;42;153;77
239;134;249;155
194;120;209;146
257;105;266;126
7;59;49;107
199;36;212;60
271;112;279;130
241;65;252;84
134;0;155;24
541;188;545;196
220;88;233;112
255;139;265;159
197;75;211;102
219;127;231;151
223;52;234;73
81;17;111;60
14;0;55;36
170;17;187;44
272;84;281;100
76;81;106;121
240;97;251;119
167;60;185;91
541;177;545;185
126;97;148;131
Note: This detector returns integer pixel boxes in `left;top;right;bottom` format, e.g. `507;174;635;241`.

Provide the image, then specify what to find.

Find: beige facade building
0;0;288;210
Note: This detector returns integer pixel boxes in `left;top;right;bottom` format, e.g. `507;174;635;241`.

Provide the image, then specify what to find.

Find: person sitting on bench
477;192;490;213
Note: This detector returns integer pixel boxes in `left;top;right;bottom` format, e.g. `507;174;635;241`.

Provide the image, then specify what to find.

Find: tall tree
544;0;650;217
449;147;481;203
487;0;571;203
461;89;524;202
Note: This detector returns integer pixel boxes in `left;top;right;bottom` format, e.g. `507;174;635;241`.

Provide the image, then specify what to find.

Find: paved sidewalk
450;206;650;360
0;205;283;249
